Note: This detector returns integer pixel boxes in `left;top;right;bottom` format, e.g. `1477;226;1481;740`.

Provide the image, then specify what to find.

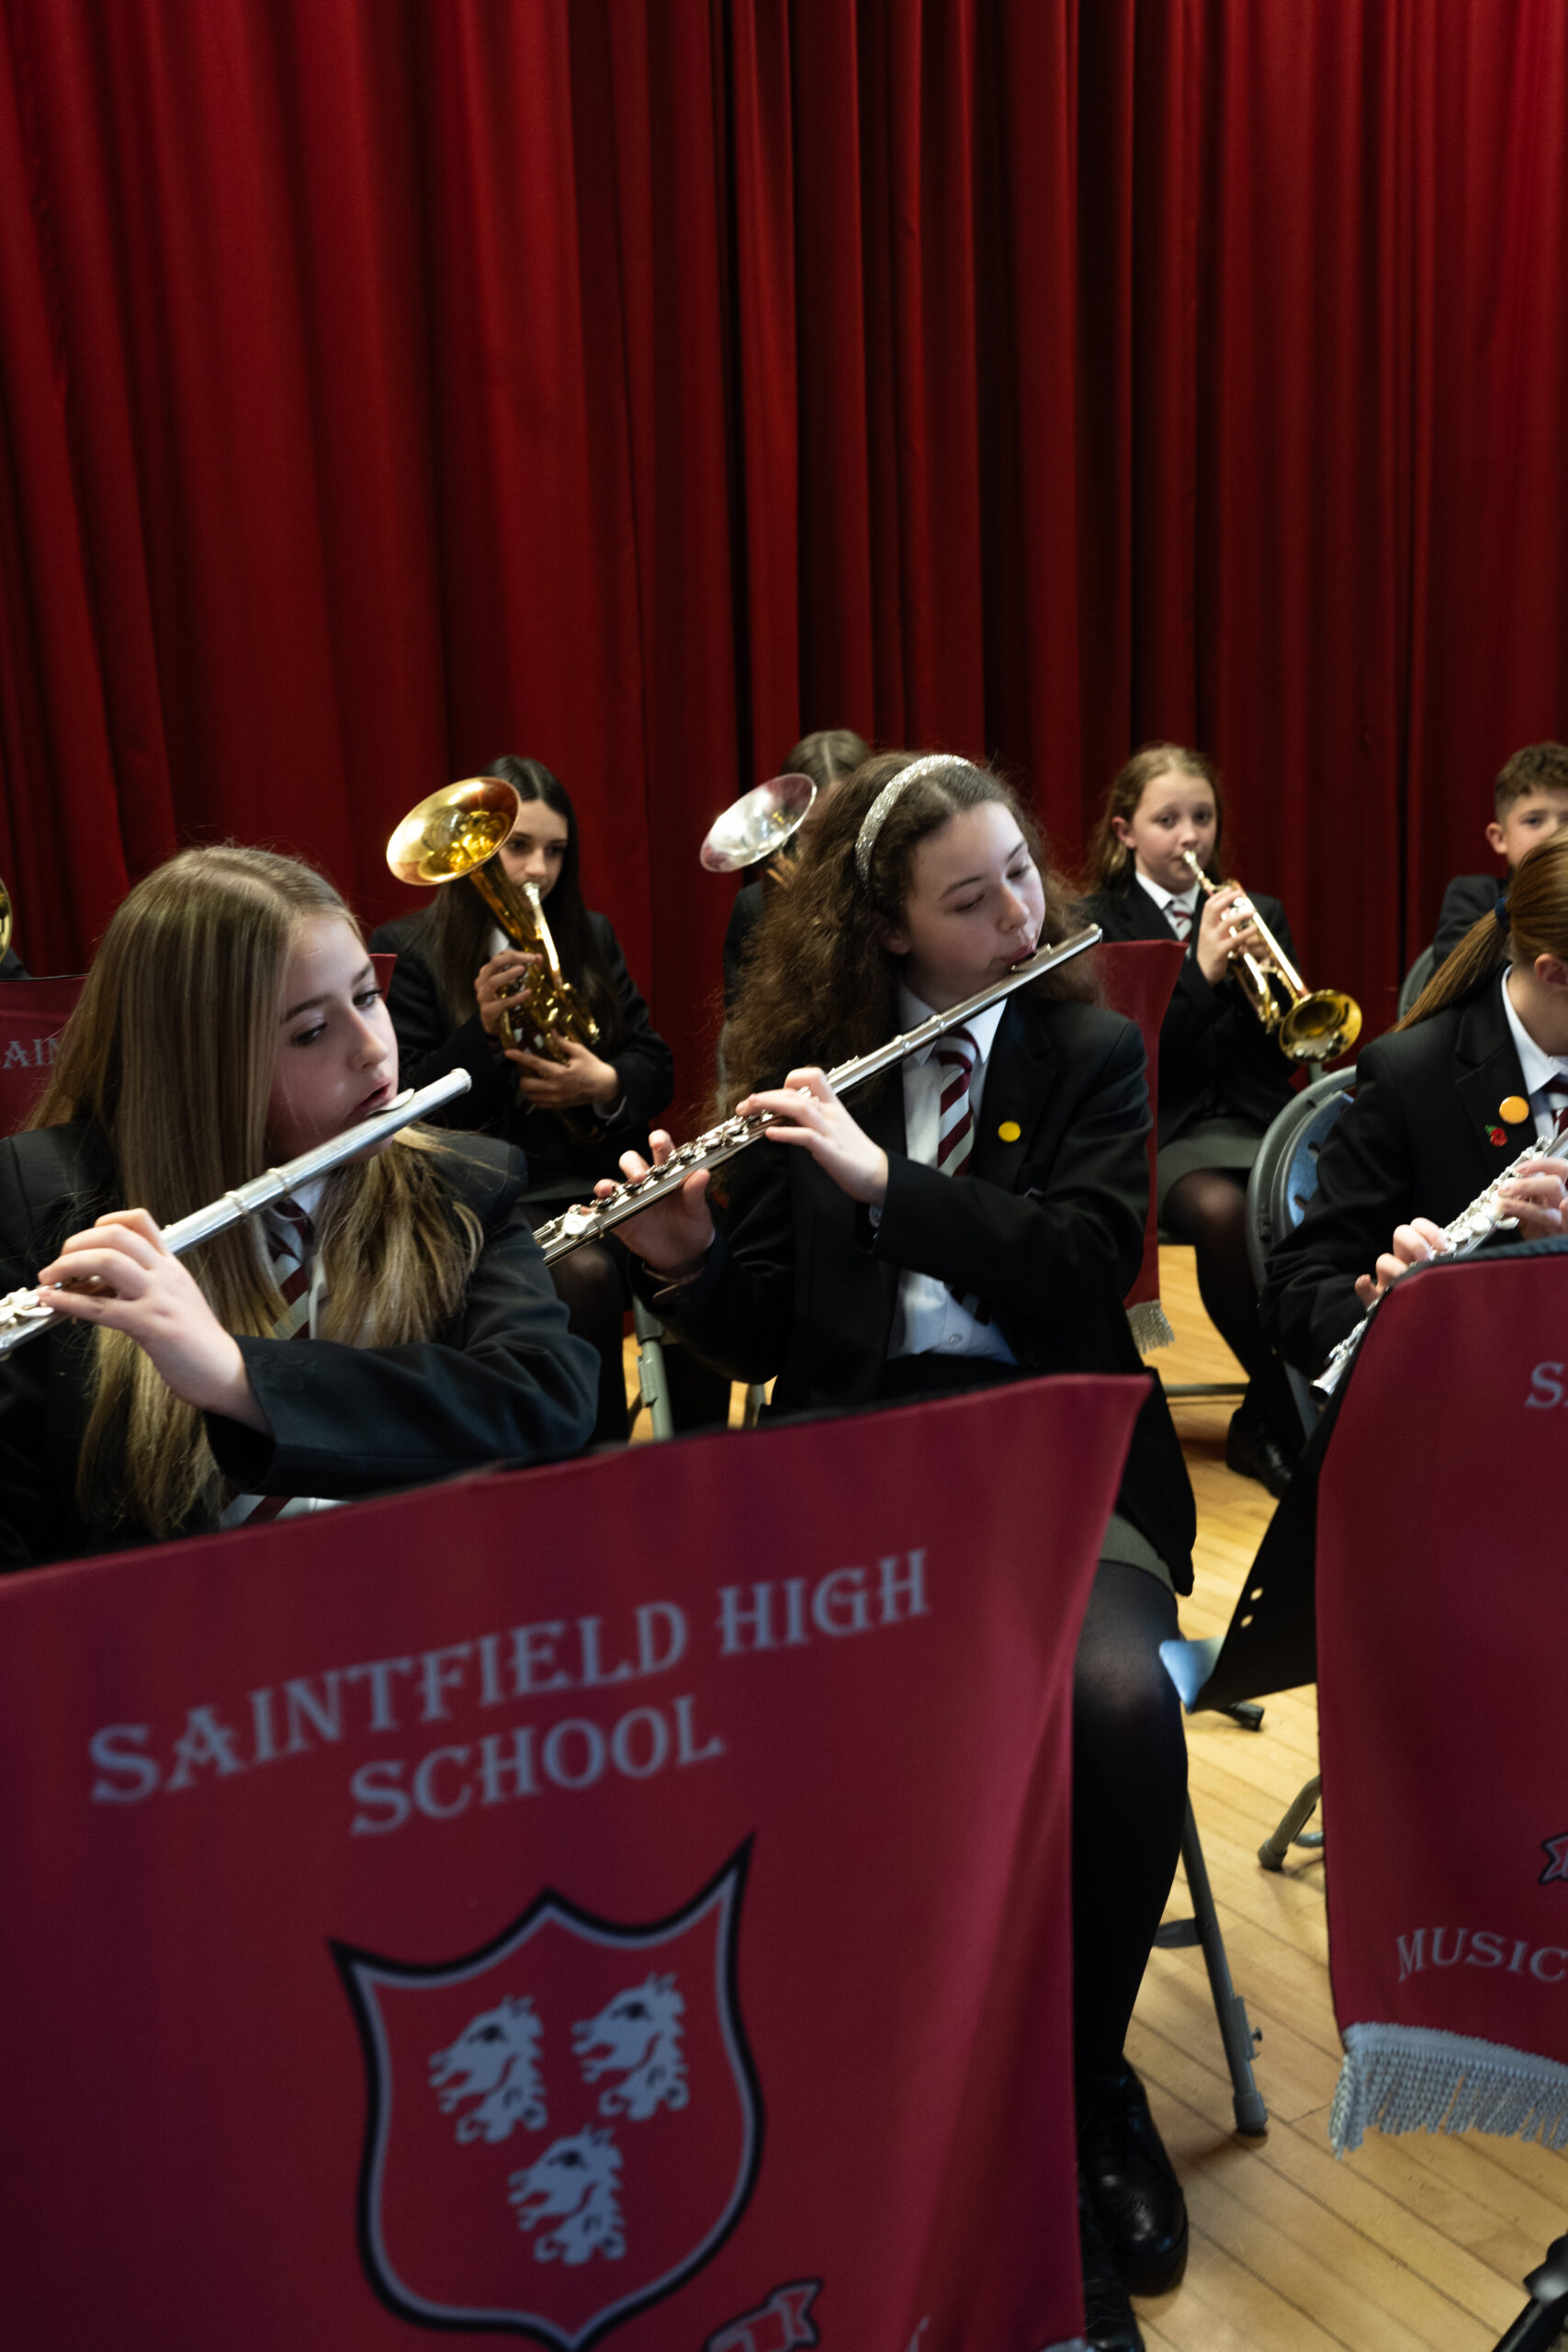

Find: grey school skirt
1155;1114;1265;1220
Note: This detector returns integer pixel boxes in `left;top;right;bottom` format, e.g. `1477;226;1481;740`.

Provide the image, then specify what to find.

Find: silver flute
1315;1121;1568;1394
535;923;1103;1264
0;1067;472;1360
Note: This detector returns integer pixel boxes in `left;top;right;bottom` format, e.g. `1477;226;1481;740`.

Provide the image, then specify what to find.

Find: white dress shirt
1134;868;1200;940
1498;969;1568;1143
884;988;1017;1365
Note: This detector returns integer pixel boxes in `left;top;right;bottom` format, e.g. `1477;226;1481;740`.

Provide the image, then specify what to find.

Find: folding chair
1398;941;1438;1020
1241;1068;1356;1863
1154;1799;1269;2134
1243;1067;1357;1442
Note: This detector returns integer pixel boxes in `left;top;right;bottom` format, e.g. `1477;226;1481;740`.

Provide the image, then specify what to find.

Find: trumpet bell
700;773;817;873
386;775;523;888
1278;989;1362;1063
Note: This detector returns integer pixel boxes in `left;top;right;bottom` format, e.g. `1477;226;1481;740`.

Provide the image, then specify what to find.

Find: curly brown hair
717;751;1094;1112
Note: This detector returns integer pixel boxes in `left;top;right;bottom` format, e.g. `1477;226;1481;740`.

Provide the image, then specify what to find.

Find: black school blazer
1432;874;1500;967
644;993;1197;1592
1259;982;1534;1372
0;1125;598;1570
369;908;674;1191
1079;876;1297;1143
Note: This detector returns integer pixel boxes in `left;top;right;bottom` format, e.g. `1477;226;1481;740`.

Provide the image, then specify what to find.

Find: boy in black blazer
1431;743;1568;967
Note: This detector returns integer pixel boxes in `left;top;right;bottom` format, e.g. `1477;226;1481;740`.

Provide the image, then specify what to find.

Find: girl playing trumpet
1082;745;1305;1495
0;847;597;1569
372;754;675;1443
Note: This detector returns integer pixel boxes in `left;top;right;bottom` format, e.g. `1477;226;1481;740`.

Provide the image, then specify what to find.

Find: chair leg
629;1297;674;1443
1258;1775;1323;1871
1154;1799;1268;2135
1493;2232;1568;2350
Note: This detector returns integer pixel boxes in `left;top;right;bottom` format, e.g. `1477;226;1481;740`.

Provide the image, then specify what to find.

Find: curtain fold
2;0;1567;1107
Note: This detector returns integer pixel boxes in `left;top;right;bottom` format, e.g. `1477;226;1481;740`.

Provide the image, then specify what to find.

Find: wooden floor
625;1252;1566;2346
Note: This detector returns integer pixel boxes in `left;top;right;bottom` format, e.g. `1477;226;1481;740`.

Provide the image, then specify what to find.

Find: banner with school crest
1318;1240;1568;2154
0;1374;1145;2352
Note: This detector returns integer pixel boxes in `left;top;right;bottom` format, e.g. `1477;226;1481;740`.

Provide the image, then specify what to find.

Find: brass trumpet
1180;849;1360;1063
386;776;599;1064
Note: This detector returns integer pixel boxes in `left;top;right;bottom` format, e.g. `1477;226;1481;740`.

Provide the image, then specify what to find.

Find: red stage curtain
2;1;1567;1111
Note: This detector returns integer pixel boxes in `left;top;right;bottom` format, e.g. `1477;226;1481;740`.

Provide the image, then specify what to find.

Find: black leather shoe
1078;2172;1145;2350
1078;2066;1188;2297
1224;1409;1296;1498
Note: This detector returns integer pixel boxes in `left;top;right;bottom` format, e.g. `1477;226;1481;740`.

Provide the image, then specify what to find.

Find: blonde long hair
1083;742;1225;891
30;848;481;1537
1399;832;1568;1029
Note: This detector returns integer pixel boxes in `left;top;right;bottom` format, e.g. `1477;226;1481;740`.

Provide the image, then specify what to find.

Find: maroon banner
0;1375;1145;2351
1318;1244;1568;2152
0;976;83;1136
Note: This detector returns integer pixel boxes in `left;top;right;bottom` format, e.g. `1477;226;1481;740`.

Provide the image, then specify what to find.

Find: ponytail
1400;832;1568;1028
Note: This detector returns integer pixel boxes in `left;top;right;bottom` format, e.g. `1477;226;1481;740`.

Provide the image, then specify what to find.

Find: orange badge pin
998;1119;1021;1143
1500;1095;1530;1124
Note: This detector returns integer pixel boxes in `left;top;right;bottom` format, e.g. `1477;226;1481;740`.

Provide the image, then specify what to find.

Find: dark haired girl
1264;833;1568;1370
1082;745;1303;1495
721;727;871;1006
614;751;1198;2349
370;755;674;1442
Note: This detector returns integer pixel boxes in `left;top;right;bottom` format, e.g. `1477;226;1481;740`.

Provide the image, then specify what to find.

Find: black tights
1162;1164;1299;1443
545;1238;735;1444
546;1241;629;1446
1072;1560;1188;2079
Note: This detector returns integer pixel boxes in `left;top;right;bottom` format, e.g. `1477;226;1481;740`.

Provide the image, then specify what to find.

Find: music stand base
1494;2233;1568;2351
1259;1775;1323;1871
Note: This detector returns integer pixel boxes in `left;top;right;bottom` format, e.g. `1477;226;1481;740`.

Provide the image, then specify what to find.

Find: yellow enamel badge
998;1120;1021;1143
1499;1095;1530;1125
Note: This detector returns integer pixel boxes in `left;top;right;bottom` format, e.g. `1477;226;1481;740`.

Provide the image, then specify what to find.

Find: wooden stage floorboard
626;1244;1565;2344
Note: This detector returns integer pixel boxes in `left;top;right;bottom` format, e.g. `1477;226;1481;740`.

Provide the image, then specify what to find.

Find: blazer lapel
1452;987;1534;1183
969;999;1056;1187
1105;881;1177;945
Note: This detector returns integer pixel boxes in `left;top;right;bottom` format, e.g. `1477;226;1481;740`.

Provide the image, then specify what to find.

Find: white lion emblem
509;2127;626;2264
572;1973;688;2120
429;1995;547;2143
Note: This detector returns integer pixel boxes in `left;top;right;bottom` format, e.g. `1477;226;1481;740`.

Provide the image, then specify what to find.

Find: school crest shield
333;1847;761;2346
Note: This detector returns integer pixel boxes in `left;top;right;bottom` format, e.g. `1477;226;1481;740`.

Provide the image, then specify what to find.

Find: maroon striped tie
932;1027;990;1323
934;1027;978;1175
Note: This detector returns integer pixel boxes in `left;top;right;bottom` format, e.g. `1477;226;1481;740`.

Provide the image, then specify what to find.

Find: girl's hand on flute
600;1133;716;1272
38;1209;268;1430
739;1069;890;1207
1493;1155;1568;1240
1354;1216;1453;1306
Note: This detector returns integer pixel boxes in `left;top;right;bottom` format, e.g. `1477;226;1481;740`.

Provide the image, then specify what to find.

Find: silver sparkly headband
853;755;984;886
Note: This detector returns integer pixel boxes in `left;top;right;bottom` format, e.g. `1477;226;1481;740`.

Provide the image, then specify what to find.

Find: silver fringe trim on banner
1331;2022;1568;2155
1127;1297;1176;1352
